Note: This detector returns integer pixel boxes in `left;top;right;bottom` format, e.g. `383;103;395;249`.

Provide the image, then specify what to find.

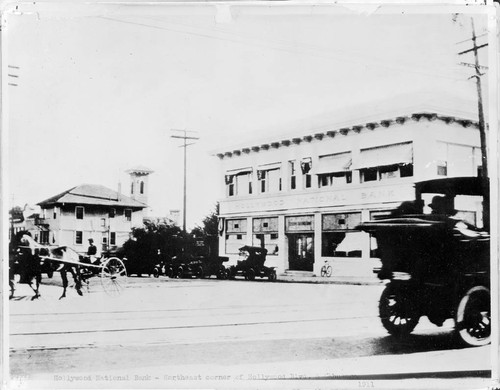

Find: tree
123;220;184;266
191;203;219;258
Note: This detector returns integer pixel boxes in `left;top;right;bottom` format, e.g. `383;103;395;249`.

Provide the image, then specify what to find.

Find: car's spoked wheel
455;286;491;347
379;284;419;337
100;257;127;296
268;270;277;281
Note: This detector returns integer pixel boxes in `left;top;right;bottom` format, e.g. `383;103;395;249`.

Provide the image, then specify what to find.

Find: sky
2;1;493;229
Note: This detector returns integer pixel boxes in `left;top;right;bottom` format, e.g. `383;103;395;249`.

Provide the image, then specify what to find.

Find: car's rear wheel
455;285;491;347
246;268;256;281
268;270;277;282
167;267;174;278
176;266;184;279
379;284;420;337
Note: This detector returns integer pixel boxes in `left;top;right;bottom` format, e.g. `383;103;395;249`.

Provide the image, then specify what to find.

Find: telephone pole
458;18;489;230
171;129;199;233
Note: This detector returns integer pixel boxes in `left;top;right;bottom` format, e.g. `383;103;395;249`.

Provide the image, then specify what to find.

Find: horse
11;233;85;300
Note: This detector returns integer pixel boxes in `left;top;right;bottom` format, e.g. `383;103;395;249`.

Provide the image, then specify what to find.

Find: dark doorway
288;234;314;271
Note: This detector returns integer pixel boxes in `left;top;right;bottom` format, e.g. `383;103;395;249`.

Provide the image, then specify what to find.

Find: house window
75;231;83;245
125;209;132;222
110;232;116;245
131;182;134;195
109;208;116;218
140;181;144;194
102;235;108;245
101;218;106;227
76;206;84;220
226;175;235;196
53;211;57;219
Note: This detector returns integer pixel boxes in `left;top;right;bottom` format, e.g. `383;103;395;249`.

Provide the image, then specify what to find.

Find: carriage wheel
100;257;127;296
455;286;491;347
196;266;205;279
167;267;174;278
379;284;419;337
246;268;256;281
153;268;160;278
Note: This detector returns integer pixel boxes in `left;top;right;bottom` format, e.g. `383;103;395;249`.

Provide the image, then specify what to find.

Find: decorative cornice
215;112;480;158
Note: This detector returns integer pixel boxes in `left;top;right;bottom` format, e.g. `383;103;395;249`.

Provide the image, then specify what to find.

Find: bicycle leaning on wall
320;260;332;277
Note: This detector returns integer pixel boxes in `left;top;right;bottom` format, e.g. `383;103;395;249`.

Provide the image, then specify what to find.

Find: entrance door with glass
288;233;314;271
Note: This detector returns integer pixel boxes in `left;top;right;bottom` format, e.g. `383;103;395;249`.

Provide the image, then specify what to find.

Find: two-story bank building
214;107;485;279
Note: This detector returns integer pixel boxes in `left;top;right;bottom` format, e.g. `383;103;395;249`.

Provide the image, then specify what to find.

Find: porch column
278;214;286;273
313;212;322;276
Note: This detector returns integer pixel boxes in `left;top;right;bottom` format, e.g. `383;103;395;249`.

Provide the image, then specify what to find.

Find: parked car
228;246;277;281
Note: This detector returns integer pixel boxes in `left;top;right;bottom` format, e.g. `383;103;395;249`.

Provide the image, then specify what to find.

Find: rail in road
8;278;492;389
10;279;382;350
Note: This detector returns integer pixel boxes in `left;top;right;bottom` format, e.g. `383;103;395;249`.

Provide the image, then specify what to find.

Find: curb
276;277;383;286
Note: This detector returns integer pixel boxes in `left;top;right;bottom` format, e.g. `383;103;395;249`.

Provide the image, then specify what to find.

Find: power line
99;15;470;84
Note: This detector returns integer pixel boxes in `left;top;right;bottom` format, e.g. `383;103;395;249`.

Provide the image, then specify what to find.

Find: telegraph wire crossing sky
4;3;490;228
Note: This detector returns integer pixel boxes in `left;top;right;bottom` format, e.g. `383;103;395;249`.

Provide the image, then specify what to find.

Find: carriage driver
87;238;98;263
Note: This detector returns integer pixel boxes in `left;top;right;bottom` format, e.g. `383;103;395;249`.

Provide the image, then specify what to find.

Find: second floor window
359;142;413;183
76;206;84;220
125;209;132;222
258;165;281;193
109;208;116;218
75;231;83;245
140;181;145;194
225;168;252;197
317;153;352;188
301;158;312;189
289;161;297;190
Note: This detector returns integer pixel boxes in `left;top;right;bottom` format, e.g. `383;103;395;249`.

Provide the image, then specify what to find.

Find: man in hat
429;196;456;216
87;238;97;263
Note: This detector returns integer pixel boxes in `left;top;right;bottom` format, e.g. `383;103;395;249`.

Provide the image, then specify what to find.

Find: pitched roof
37;184;147;209
126;165;154;174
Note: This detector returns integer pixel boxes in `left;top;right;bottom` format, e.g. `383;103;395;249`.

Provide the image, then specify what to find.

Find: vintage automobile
228;246;277;281
359;176;490;347
170;254;230;279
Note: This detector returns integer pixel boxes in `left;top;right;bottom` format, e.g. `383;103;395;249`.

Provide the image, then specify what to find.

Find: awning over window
226;167;253;176
316;153;352;175
358;142;413;169
257;162;281;171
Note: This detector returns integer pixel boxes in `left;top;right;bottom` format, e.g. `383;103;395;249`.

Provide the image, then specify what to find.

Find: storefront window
225;219;247;254
322;213;362;257
253;217;279;255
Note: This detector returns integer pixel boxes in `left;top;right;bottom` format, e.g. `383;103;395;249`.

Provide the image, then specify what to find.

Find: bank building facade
214;106;484;279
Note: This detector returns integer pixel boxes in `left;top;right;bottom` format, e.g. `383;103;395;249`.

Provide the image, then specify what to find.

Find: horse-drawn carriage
9;232;127;299
359;177;490;347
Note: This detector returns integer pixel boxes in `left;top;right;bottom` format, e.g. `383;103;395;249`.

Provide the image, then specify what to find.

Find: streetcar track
9;301;363;318
10;314;374;336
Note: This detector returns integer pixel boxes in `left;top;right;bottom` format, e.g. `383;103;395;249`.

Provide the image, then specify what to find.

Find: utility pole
171;129;199;233
458;18;489;231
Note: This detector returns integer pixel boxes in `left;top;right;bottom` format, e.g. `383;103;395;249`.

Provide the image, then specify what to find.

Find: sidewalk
277;272;383;286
